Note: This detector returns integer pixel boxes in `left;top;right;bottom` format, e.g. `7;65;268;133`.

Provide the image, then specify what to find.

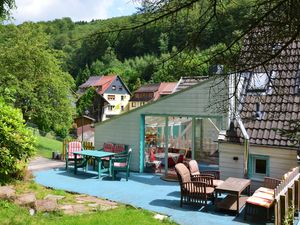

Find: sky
10;0;139;24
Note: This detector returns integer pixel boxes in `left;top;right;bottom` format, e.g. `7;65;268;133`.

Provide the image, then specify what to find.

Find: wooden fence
274;167;300;225
62;140;94;160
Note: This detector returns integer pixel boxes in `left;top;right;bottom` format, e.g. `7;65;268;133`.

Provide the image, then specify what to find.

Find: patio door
194;117;220;170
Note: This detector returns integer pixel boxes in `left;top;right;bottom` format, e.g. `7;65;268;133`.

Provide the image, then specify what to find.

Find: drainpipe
237;116;250;178
229;72;250;178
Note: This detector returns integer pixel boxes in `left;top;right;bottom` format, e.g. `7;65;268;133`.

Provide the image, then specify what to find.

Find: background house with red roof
78;74;131;121
129;82;177;110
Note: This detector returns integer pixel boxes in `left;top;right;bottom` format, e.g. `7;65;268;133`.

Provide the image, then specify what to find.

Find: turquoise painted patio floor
34;169;267;225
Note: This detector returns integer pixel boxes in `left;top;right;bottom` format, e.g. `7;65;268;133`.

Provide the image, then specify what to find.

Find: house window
112;85;116;90
248;73;269;93
108;95;115;101
121;95;125;101
121;105;124;111
108;105;114;111
119;86;123;91
132;102;136;107
249;154;270;180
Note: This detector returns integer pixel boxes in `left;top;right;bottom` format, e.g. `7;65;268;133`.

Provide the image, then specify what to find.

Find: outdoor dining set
64;141;281;221
175;160;281;221
65;141;132;181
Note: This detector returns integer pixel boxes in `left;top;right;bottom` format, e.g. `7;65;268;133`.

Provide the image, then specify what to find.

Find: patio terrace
34;168;266;225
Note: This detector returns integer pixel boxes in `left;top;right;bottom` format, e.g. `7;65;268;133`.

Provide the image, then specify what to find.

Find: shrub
0;100;36;183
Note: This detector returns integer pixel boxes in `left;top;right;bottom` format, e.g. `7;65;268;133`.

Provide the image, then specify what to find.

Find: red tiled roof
97;75;117;95
154;82;177;100
78;75;117;95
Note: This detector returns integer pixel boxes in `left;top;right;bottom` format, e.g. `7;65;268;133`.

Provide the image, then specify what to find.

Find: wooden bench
244;177;281;220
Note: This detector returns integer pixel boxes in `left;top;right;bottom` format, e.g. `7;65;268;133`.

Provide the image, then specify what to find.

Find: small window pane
255;159;266;174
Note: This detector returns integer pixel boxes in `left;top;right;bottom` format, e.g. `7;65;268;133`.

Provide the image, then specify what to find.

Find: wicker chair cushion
246;196;273;208
175;163;191;183
213;179;224;187
188;160;200;175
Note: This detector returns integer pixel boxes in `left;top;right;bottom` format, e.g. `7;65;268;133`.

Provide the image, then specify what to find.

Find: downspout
229;73;250;178
237;116;250;178
236;72;251;178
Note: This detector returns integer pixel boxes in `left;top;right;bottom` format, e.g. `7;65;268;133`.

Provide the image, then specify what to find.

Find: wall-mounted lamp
233;156;239;161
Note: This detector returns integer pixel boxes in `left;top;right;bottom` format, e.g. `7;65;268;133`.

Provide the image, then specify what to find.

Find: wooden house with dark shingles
219;34;300;188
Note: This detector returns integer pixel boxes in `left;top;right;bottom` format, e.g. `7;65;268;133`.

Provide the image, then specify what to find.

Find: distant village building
78;74;131;121
129;82;186;111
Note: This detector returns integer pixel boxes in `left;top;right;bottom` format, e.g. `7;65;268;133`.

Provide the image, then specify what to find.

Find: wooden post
294;180;299;212
274;201;279;225
280;195;286;224
287;187;294;224
288;187;293;208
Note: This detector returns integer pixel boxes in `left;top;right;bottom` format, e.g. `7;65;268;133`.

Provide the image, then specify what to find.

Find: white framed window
121;95;125;101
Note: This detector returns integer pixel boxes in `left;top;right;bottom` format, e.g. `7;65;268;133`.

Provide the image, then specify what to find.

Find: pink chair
65;141;83;169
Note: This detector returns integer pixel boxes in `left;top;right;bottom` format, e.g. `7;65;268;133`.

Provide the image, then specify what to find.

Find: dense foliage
0;99;36;182
0;23;75;137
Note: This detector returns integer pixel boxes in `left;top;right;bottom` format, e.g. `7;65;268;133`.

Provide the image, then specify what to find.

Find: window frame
248;154;270;181
107;95;115;101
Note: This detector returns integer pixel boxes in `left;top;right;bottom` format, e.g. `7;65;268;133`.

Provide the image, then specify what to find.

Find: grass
35;135;62;158
0;201;175;225
0;180;176;225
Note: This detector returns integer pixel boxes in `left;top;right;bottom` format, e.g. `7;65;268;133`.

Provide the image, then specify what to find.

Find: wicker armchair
175;163;215;208
188;160;224;187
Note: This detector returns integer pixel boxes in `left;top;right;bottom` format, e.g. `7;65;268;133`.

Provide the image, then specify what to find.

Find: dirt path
28;157;65;172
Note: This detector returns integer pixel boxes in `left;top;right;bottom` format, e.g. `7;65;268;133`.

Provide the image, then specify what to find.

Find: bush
0;100;36;183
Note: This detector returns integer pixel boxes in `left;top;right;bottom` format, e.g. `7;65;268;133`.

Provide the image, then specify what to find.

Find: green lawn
0;200;175;225
0;181;176;225
35;135;62;158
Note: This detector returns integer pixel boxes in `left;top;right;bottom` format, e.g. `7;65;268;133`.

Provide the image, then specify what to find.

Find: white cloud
11;0;138;24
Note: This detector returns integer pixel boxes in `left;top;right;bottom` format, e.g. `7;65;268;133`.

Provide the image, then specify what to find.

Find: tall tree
0;23;75;137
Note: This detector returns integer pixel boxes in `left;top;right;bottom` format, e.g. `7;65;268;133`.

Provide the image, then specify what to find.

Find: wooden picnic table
215;177;251;215
73;150;115;179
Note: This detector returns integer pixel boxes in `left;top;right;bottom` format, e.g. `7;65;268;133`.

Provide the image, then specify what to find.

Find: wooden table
73;150;115;179
215;177;251;215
